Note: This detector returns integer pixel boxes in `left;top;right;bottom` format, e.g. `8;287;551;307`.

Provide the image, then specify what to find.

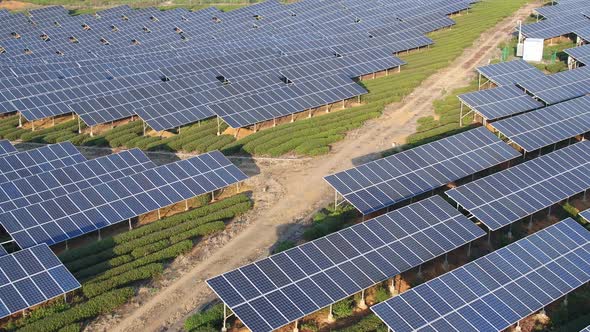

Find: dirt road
108;3;538;331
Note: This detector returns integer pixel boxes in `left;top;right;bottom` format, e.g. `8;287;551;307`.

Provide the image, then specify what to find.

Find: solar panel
0;148;155;213
517;66;590;104
372;218;590;332
491;96;590;152
0;244;80;318
476;60;545;86
0;150;247;248
521;13;590;39
0;142;86;185
446;140;590;231
0;140;17;157
575;25;590;42
458;85;544;121
207;196;485;332
325;127;520;215
581;326;590;332
210;74;367;128
566;44;590;65
535;2;590;19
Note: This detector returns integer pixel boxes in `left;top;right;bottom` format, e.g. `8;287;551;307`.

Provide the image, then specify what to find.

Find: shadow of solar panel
0;142;86;186
492;96;590;152
0;244;80;319
1;150;247;248
446;140;590;230
0;148;155;214
325;127;520;214
207;196;485;332
371;218;590;332
458;85;544;120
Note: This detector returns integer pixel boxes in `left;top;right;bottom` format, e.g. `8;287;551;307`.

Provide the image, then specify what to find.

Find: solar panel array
446;141;590;231
517;66;590;105
566;44;590;65
0;0;471;132
476;60;545;86
581;208;590;223
324;127;520;215
575;25;590;42
207;196;485;332
535;1;590;19
0;150;247;248
372;218;590;332
458;85;544;121
491;96;590;152
0;244;80;318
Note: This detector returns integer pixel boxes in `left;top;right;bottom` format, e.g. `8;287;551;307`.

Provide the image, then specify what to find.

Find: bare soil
84;3;539;331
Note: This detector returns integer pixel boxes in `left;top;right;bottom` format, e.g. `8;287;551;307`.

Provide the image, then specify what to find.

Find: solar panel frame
371;218;590;332
0;140;17;157
565;44;590;65
325;127;521;215
207;196;485;332
516;66;590;105
446;140;590;231
0;244;80;318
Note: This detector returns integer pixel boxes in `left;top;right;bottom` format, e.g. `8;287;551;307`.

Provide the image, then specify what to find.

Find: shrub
273;240;295;254
184;304;224;332
332;297;354;319
168;221;226;244
334;314;386;332
82;263;163;298
57;324;80;332
17;288;135;332
82;240;192;282
131;240;170;259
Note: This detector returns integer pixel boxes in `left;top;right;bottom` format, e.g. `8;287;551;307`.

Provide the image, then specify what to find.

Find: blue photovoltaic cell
458;85;544;120
325;127;520;214
0;142;86;185
446;141;590;231
581;209;590;223
207;196;485;332
521;13;590;39
0;151;247;248
517;66;590;104
491;96;590;152
0;140;17;157
581;325;590;332
0;244;80;318
372;218;590;332
0;148;155;213
566;44;590;65
476;60;545;86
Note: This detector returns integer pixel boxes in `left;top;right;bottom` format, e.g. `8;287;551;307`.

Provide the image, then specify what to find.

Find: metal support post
98;228;101;241
528;215;533;231
128;219;132;230
334;191;338;210
221;304;228;332
217;117;221;136
443;253;449;271
157;209;161;220
185;200;189;211
18;113;22;128
459;103;463;127
467;242;472;258
293;320;299;332
417;265;423;279
327;304;335;323
78;116;82;133
487;230;491;245
389;277;398;295
358;289;367;309
507;223;513;239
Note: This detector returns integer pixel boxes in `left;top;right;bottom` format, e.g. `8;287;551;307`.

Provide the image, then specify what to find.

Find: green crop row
59;194;249;264
81;240;193;282
184;304;224;332
82;263;163;298
17;288;135;332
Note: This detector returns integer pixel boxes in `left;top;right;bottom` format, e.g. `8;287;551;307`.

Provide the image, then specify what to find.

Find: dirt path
108;4;537;332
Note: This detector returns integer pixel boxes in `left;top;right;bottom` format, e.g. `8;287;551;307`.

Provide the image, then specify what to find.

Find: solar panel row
476;60;545;86
324;127;520;215
458;85;544;121
207;196;485;332
372;218;590;332
447;141;590;231
566;44;590;66
491;95;590;152
517;66;590;105
1;150;247;248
